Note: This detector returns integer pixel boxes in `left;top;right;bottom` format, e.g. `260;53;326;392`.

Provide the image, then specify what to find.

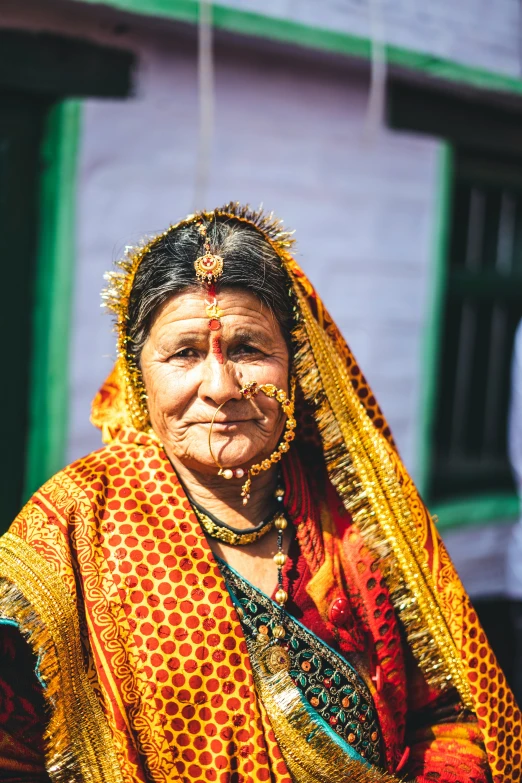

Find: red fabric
276;458;491;782
278;535;491;782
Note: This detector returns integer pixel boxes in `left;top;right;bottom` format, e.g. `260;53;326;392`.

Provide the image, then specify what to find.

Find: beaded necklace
190;484;290;631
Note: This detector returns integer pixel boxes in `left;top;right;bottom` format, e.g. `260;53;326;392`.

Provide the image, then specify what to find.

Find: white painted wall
3;0;521;82
2;0;521;81
1;0;514;595
67;31;440;481
220;0;522;78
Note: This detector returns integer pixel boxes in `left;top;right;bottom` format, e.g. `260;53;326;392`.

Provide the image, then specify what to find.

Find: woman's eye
172;348;199;359
233;344;263;358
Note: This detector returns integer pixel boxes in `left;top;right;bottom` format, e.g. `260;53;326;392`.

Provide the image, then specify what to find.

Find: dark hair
127;216;295;361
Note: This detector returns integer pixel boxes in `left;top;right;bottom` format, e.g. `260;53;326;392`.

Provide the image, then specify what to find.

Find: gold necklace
190;487;285;547
192;489;290;641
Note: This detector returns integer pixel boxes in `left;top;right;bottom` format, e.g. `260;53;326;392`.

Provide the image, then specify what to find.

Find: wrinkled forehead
147;287;288;347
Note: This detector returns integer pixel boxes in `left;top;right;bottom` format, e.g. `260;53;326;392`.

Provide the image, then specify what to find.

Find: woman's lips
189;416;263;427
204;419;250;427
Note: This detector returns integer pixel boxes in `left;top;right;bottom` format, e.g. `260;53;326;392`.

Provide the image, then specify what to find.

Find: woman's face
140;288;290;476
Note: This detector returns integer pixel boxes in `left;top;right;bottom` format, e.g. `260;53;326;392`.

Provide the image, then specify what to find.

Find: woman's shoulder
9;433;154;538
1;434;158;588
17;428;167;523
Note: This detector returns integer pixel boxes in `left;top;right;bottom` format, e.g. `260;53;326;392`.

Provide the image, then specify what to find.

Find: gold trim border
0;532;125;783
289;283;473;709
250;640;398;783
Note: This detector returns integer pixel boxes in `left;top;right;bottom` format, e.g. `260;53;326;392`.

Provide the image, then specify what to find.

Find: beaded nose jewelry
208;380;296;505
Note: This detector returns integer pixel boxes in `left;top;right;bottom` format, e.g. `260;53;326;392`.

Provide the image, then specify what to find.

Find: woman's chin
187;443;269;474
206;449;260;471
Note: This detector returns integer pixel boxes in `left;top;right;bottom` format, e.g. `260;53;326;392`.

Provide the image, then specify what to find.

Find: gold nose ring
208;401;228;474
207;379;296;504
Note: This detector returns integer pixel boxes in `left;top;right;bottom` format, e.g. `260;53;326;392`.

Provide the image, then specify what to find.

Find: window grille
428;151;522;503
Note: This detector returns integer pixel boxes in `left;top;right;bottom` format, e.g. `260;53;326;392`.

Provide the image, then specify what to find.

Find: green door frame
0;30;135;506
387;82;522;530
23;100;82;499
417;143;454;501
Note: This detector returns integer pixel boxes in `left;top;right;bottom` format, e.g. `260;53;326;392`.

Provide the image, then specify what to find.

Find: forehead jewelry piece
194;220;224;286
208;380;297;505
194;220;225;342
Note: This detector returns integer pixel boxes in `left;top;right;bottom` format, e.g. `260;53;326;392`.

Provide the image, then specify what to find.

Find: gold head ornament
194;218;224;285
194;253;224;284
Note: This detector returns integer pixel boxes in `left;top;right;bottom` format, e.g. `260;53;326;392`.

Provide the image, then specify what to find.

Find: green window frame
425;149;522;526
388;81;522;529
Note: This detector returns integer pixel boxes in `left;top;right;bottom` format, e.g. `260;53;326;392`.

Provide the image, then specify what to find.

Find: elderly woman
0;204;518;783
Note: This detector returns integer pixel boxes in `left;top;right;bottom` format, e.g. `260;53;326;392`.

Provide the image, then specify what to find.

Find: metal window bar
429;153;522;503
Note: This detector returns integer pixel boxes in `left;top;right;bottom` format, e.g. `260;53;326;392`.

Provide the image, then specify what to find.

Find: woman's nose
198;353;242;406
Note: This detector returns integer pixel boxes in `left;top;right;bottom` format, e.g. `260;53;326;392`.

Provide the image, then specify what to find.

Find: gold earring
208;379;297;505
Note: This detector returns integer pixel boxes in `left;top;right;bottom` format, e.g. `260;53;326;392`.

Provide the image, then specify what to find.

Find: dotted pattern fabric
7;428;498;783
79;431;292;783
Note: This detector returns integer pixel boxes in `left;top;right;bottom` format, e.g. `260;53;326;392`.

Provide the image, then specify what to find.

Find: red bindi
212;336;224;364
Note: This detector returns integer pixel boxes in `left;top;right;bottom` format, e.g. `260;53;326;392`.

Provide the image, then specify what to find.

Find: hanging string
364;0;387;142
193;0;215;211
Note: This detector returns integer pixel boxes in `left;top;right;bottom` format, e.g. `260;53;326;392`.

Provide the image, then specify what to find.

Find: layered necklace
190;484;290;635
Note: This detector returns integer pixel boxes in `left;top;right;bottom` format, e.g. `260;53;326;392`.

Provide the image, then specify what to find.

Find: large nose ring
208;380;296;505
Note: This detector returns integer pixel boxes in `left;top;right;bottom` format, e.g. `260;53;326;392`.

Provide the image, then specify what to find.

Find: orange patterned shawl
0;204;520;783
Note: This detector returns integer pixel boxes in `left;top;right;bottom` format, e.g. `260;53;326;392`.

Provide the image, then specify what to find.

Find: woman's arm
404;659;491;783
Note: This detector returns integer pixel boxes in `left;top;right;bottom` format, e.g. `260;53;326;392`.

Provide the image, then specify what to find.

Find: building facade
1;0;521;606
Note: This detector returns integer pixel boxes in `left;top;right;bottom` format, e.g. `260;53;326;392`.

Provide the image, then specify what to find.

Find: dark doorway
0;91;51;524
0;31;134;530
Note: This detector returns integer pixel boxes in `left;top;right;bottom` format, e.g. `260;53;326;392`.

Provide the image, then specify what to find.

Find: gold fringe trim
287;282;473;709
250;640;398;783
0;533;125;783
